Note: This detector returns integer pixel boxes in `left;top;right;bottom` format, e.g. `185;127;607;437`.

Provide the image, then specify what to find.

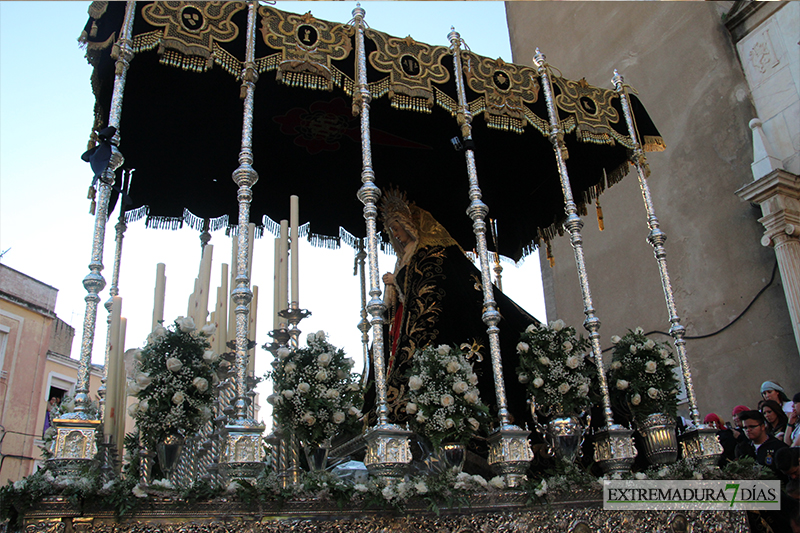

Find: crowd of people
704;381;800;532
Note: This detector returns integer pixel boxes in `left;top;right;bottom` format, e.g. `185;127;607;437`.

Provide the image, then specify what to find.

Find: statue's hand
382;272;395;285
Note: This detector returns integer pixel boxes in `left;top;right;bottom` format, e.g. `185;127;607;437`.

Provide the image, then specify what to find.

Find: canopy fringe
124;205;148;224
145;215;184;230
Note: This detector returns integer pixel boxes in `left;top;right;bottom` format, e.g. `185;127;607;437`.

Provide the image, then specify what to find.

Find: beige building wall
505;1;799;420
0;264;102;484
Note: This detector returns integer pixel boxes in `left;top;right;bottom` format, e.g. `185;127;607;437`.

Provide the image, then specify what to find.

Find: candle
115;317;127;456
273;238;280;329
188;277;199;320
104;296;122;441
152;263;166;331
248;285;258;376
197;244;214;325
290;195;299;307
279;220;289;325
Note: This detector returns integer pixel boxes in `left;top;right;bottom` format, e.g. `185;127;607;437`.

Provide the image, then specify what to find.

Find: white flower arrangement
405;344;490;449
267;331;361;447
129;318;221;447
515;321;598;415
606;329;680;420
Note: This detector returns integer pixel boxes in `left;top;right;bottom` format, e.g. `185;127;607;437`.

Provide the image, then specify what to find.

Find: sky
0;1;546;428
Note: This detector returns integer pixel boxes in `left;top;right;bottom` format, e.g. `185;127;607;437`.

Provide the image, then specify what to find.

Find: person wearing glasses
735;410;789;473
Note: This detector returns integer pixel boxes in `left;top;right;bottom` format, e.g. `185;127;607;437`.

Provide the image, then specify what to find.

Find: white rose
468;373;478;386
436;344;451;356
172;391;185;405
444;418;455;429
659;349;669;359
282;389;294;400
516;342;530;354
464;390;479;404
317;352;332;366
558;382;570;394
611;335;621;344
446;361;461;374
467;417;480;431
525;323;539;334
267;394;278;405
610;361;622;370
325;388;340;399
277;347;291;359
416;413;426;423
344;358;355;368
644;361;657;374
578;383;589;397
132;348;144;361
538;356;551;366
135;372;152;389
551;319;565;332
203;350;219;364
635;472;647;480
406;402;418;414
132;485;148;498
533;377;544;388
566;355;581;369
562;341;573;352
414;481;428;494
631;393;642;405
176;316;196;333
629;345;638;354
315;370;328;381
489;476;505;489
518;373;530;384
127;381;143;397
441;394;455;407
192;377;209;392
316;330;326;341
664;358;676;366
149;327;167;342
348;382;360;391
127;402;140;418
354;483;369;493
138;399;149;412
200;323;217;336
284;361;296;373
348;406;362;417
166;357;183;372
302;412;316;425
616;379;629;390
647;387;659;399
643;339;656;350
332;411;346;424
409;376;423;391
200;406;212;421
297;382;310;393
453;381;469;394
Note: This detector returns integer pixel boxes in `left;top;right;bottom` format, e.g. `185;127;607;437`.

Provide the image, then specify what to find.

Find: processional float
50;0;719;487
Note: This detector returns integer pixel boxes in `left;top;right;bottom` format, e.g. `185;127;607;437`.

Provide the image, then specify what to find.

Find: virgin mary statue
364;189;540;430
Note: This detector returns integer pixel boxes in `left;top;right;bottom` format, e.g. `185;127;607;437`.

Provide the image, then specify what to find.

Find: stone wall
505;1;799;419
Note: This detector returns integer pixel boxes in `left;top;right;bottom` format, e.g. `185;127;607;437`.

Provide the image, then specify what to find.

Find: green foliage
607;328;680;420
516;320;598;415
405;344;491;449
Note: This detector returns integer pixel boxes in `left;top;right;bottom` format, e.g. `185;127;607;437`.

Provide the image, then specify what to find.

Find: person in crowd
759;399;789;440
761;380;794;416
786;392;800;447
703;413;725;430
717;404;750;465
735;410;788;473
775;447;800;533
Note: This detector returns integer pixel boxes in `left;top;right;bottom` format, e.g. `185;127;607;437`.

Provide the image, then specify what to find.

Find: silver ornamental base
219;420;266;483
47;416;101;477
593;425;637;475
635;413;678;466
363;423;412;483
487;424;533;488
680;424;723;468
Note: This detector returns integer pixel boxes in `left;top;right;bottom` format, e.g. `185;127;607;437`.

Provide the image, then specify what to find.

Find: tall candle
218;263;229;354
273;238;280;329
188;278;199;320
104;296;122;441
279;220;289;324
115;317;127;455
290;195;299;307
197;244;213;325
152;263;166;331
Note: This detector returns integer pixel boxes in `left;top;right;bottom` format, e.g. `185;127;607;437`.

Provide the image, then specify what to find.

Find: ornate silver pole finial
449;29;532;488
49;1;137;477
351;5;412;483
220;0;265;484
612;70;720;466
532;50;636;474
